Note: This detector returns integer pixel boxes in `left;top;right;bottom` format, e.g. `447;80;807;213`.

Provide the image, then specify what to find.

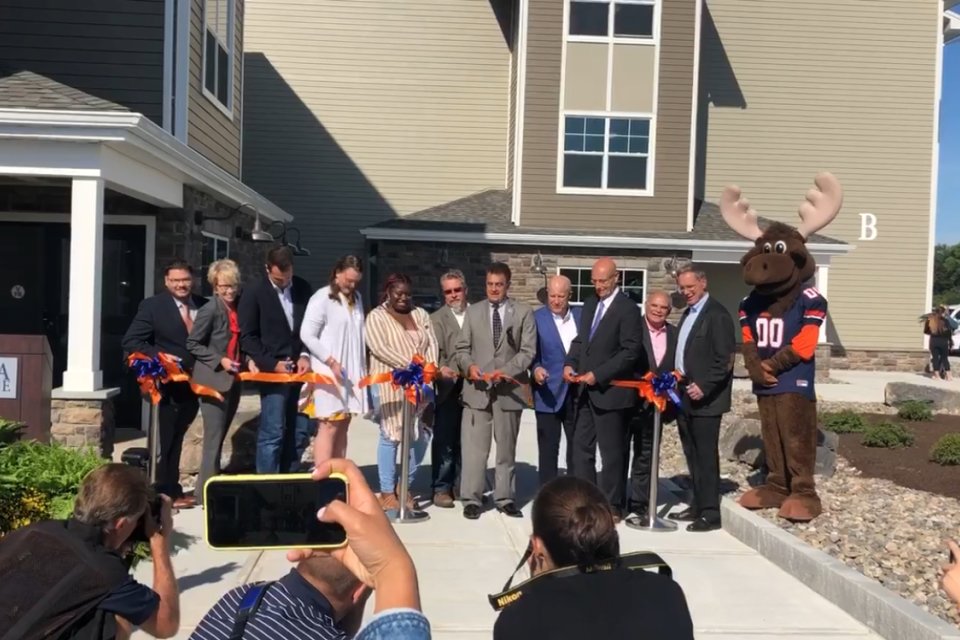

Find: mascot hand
742;342;772;386
759;360;779;387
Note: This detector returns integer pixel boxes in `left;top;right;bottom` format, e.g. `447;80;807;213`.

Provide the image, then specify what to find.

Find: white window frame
200;231;230;295
201;0;235;118
557;0;661;197
559;112;654;195
567;0;659;45
558;265;648;308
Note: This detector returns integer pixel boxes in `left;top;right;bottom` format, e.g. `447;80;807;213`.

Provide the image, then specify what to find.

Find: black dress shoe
686;517;722;532
669;507;698;522
496;503;523;518
463;504;482;520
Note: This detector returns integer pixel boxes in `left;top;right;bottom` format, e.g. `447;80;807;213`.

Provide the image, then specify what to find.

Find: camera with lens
128;493;163;544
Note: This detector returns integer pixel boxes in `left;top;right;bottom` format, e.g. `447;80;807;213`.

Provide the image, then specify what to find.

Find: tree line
934;242;960;306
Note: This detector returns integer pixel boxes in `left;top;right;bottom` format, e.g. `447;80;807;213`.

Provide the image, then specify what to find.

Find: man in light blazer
627;290;678;518
430;269;470;508
669;265;736;532
531;275;582;486
563;257;644;522
454;262;537;520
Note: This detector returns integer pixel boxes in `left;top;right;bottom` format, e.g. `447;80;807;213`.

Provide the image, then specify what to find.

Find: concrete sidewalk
131;409;886;639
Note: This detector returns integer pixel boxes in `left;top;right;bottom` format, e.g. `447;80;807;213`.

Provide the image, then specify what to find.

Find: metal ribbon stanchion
386;399;430;524
147;402;160;484
625;407;676;532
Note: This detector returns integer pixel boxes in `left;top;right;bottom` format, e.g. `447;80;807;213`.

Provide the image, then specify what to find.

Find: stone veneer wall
50;399;115;458
371;240;686;307
830;348;929;372
155;186;270;291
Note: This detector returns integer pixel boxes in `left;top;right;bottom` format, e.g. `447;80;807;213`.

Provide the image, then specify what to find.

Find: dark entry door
0;225;45;336
0;222;146;427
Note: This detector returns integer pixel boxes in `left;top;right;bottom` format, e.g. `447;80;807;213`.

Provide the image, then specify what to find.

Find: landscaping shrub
861;422;915;448
896;399;933;422
0;418;24;446
930;433;960;466
0;441;106;535
821;410;867;434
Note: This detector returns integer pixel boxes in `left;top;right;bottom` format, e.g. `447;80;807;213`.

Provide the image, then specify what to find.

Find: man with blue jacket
531;275;582;485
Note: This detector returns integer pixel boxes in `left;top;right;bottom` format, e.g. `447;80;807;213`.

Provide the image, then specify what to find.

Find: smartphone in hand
203;473;348;551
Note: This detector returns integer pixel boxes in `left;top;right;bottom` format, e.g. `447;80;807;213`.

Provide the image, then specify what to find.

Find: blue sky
938;44;960;244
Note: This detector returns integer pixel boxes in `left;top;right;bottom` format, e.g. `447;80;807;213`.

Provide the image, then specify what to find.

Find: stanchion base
624;514;678;532
386;508;431;524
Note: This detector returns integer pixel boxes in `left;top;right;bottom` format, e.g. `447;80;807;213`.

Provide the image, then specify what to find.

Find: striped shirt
189;570;346;640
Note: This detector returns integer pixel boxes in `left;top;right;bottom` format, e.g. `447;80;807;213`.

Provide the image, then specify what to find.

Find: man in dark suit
122;259;208;506
430;269;469;508
563;258;644;521
239;246;314;474
669;266;736;532
531;275;582;485
627;290;678;518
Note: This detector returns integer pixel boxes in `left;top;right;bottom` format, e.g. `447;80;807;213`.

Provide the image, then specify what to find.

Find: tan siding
701;1;938;351
0;0;164;123
186;0;242;177
519;0;696;231
242;0;511;285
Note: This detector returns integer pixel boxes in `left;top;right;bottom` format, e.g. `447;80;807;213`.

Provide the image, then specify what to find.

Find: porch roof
0;70;290;222
360;188;851;263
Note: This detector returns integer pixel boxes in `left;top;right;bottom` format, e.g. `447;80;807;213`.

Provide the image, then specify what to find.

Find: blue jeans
257;383;312;473
356;609;430;640
377;427;431;494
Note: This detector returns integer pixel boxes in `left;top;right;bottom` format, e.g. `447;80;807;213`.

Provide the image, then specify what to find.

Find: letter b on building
859;213;878;241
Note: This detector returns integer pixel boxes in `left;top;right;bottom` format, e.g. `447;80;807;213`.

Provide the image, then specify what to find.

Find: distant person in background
300;255;368;466
923;305;956;380
187;259;257;506
122;259;208;507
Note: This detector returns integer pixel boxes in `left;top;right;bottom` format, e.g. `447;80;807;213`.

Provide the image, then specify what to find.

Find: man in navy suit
123;259;208;506
531;275;582;486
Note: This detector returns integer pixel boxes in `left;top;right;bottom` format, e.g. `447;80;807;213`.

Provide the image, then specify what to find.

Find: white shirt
452;305;468;329
595;287;620;323
272;282;295;330
553;308;578;354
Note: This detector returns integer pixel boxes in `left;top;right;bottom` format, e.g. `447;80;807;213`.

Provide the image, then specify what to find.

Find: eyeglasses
443;287;464;295
216;284;238;290
168;277;193;284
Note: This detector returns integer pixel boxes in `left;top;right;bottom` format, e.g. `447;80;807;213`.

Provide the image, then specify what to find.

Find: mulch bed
836;413;960;499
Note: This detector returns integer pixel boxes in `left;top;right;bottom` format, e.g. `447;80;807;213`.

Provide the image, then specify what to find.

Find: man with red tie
123;259;208;507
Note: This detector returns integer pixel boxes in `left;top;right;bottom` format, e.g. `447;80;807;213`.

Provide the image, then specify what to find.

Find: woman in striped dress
365;273;439;511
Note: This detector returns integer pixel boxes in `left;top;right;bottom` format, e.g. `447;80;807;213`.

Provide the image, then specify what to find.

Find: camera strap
487;546;672;612
229;581;275;640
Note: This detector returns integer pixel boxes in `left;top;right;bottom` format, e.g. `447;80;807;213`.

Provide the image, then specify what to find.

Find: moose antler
719;185;763;241
797;172;843;239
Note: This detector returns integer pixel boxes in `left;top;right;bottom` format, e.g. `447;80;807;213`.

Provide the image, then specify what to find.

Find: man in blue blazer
531;275;582;485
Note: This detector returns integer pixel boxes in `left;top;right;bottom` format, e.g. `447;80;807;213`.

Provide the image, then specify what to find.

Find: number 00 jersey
739;287;827;399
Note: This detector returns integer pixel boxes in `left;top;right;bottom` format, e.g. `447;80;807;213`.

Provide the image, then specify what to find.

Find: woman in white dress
300;255;368;465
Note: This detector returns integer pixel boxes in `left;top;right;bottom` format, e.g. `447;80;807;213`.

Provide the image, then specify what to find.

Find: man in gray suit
454;262;536;520
430;269;469;508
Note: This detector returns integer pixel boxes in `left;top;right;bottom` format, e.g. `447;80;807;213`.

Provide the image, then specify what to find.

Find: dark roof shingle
367;188;845;245
0;69;129;112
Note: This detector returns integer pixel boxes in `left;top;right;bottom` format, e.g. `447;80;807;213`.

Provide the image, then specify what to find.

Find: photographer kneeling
493;476;694;639
0;463;180;640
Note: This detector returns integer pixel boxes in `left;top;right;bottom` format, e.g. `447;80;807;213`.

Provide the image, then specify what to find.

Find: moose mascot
719;172;843;522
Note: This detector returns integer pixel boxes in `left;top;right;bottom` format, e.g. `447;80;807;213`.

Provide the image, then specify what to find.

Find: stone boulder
179;411;260;491
815;428;838;478
719;416;764;467
884;382;960;413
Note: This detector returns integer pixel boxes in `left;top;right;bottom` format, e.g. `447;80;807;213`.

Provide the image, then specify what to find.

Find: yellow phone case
202;472;349;551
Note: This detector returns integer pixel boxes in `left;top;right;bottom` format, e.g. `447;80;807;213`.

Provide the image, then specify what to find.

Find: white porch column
62;177;105;392
815;264;829;343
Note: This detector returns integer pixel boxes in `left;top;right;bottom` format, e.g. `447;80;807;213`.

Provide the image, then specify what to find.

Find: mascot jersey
739;287;826;399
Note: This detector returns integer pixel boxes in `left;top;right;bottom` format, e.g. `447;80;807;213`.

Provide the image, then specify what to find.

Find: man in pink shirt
627;290;679;518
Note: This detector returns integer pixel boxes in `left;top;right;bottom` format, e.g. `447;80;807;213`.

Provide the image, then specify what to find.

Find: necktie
180;303;193;333
589;299;605;340
492;301;502;345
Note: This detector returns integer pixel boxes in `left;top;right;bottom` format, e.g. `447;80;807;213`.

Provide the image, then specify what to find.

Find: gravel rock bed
658;420;960;628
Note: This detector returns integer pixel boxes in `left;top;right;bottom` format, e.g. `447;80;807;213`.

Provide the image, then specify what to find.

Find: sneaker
433;491;455;508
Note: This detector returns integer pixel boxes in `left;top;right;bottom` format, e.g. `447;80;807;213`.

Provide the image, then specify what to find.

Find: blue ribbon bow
651;371;682;407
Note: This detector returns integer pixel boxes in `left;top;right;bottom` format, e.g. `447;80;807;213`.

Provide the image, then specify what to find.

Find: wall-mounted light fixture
285;227;311;256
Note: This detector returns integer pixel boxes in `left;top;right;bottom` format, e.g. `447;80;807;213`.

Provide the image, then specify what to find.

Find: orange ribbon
238;371;336;386
610;371;683;414
359;354;439;405
128;352;224;405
